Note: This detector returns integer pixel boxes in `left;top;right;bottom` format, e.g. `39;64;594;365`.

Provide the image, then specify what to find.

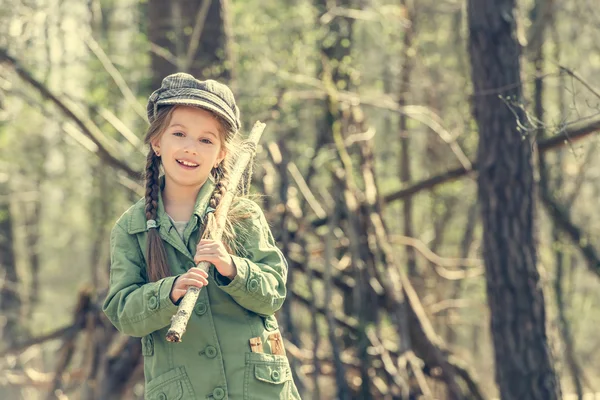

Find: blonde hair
142;105;253;282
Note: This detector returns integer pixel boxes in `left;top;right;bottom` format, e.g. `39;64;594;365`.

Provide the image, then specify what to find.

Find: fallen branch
46;289;94;400
0;324;78;358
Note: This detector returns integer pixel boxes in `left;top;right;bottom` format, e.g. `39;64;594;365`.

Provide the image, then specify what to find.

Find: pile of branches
258;102;485;400
0;287;144;399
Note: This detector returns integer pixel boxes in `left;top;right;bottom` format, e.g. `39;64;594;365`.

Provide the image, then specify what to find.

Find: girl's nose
183;140;199;154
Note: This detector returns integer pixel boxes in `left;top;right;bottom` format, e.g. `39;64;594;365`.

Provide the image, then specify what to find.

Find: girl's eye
200;138;213;144
173;131;185;137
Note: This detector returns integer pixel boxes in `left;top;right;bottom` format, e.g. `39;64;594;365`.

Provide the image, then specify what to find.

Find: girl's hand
194;239;237;280
170;268;209;304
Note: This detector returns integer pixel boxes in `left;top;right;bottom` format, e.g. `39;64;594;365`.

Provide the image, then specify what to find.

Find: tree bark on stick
165;121;266;342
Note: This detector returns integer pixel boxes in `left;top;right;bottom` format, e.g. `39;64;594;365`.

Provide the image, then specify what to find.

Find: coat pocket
144;366;195;400
244;352;298;400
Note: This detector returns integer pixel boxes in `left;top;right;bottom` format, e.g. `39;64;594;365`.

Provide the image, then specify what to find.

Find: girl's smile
176;159;199;168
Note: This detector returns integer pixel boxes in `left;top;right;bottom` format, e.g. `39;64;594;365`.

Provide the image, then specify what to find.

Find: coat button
212;387;225;399
248;279;259;292
205;345;217;358
148;296;158;310
158;393;167;400
271;369;281;381
195;302;207;316
265;320;277;331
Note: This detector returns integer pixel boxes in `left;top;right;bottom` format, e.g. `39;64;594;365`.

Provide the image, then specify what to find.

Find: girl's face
151;106;226;192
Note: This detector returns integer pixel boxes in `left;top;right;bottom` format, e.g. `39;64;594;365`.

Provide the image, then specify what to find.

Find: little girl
103;73;301;400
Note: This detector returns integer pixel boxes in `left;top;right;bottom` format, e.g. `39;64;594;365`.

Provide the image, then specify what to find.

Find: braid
204;162;236;254
144;150;171;282
209;163;230;210
145;151;160;221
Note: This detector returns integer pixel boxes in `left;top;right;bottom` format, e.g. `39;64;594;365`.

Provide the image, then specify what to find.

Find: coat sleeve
102;222;180;337
214;201;288;317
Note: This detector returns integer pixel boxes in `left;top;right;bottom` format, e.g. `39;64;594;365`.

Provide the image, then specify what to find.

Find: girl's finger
179;278;208;288
185;273;208;283
184;275;209;285
187;268;209;278
195;249;218;256
194;255;217;264
196;244;219;253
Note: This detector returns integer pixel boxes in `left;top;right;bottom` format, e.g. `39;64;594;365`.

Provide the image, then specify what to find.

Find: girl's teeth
178;160;198;167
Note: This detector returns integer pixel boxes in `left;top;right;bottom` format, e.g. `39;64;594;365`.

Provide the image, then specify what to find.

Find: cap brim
156;98;236;131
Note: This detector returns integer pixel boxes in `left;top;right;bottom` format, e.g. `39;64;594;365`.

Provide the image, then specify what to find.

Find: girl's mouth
176;159;199;169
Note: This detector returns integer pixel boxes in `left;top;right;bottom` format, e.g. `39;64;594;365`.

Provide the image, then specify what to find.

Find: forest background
0;0;599;399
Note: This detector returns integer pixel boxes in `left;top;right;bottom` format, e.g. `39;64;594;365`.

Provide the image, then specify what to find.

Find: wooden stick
166;121;267;342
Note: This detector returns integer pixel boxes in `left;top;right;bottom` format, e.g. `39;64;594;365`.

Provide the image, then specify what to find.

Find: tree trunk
148;0;232;88
0;180;23;400
467;0;562;398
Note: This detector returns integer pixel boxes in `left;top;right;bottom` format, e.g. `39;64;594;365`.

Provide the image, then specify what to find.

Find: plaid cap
147;72;241;132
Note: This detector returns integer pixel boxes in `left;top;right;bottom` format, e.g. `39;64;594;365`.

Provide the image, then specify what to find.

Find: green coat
102;179;301;400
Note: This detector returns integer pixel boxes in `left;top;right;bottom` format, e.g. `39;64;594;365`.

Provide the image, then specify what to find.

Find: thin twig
389;234;482;268
183;0;212;71
97;107;143;152
83;34;147;120
149;42;178;67
559;66;600;100
287;162;326;219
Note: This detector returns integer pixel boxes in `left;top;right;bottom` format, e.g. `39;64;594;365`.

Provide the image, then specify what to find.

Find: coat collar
127;175;216;234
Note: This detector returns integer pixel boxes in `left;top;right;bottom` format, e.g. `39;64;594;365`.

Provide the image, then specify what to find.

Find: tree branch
0;48;140;181
383;115;600;204
539;190;600;276
83;34;147;120
559;66;600;100
183;0;212;71
0;324;79;358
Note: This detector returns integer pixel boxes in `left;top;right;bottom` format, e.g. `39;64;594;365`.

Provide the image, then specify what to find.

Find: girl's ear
151;139;161;156
216;148;227;167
